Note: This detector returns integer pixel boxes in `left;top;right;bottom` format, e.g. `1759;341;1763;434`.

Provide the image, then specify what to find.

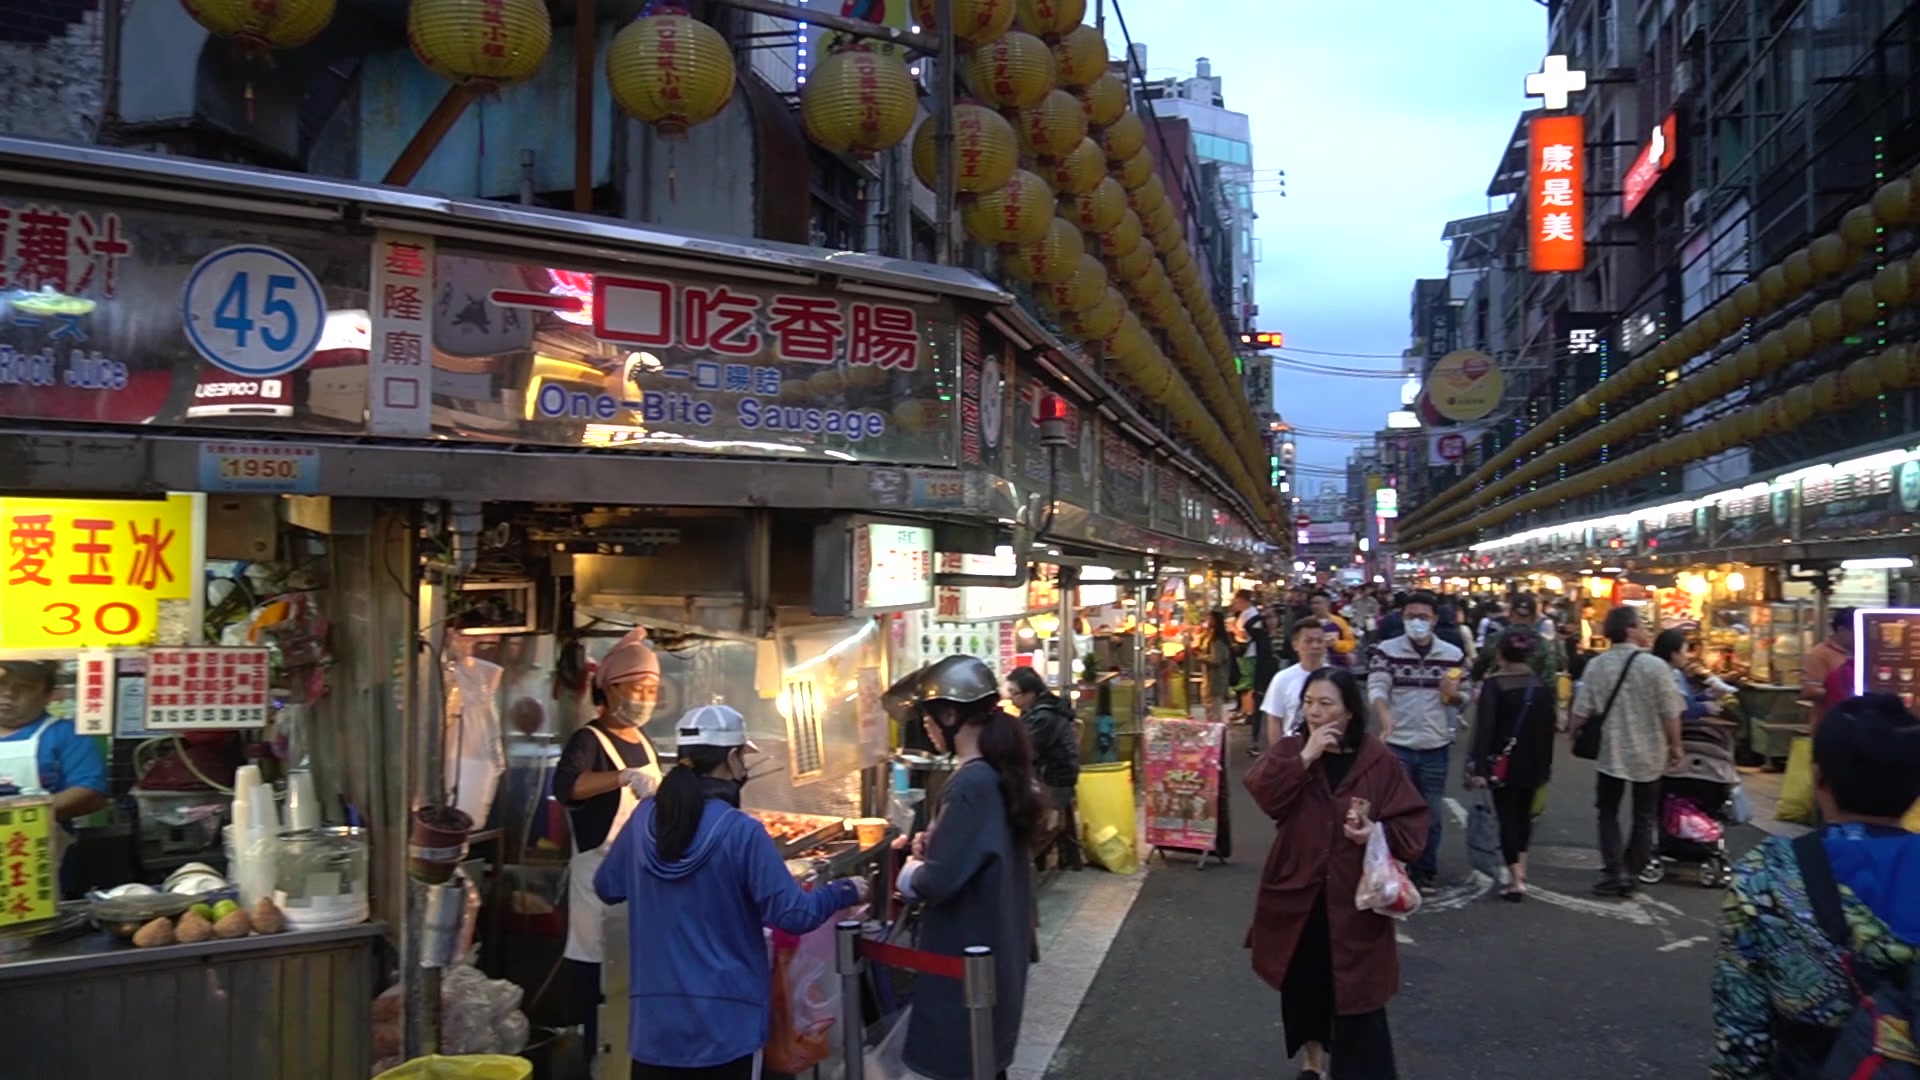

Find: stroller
1640;720;1740;887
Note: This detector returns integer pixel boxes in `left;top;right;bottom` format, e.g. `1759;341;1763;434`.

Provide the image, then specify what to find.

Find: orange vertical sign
1528;115;1586;273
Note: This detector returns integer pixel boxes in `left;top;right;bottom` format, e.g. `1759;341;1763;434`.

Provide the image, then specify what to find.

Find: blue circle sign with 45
182;245;329;378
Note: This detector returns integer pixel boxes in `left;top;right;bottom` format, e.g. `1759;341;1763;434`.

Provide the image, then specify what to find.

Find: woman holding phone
1244;667;1430;1080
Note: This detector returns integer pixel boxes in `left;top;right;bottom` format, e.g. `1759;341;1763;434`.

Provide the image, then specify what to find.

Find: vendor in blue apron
553;630;665;1074
0;661;108;897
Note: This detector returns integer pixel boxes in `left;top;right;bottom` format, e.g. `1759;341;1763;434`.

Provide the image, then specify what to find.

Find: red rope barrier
858;938;967;980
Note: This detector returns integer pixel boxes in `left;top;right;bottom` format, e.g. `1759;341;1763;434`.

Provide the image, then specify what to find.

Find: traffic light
1239;330;1285;349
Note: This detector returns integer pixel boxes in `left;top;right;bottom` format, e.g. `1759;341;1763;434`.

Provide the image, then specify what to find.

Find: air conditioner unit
1683;190;1708;230
1680;1;1701;43
1674;58;1696;96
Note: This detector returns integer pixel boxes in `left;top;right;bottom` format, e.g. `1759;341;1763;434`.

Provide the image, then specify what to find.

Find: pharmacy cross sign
1525;55;1588;111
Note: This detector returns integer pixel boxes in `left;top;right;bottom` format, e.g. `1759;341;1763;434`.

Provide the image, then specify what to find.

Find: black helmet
918;656;999;706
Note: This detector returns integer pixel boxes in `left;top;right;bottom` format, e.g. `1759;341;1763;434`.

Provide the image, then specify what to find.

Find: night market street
1033;726;1786;1080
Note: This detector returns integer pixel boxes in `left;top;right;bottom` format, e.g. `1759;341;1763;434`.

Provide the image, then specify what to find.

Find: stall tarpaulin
1141;717;1225;852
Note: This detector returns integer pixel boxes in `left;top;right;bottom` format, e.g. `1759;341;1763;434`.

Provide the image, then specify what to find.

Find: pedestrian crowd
1227;582;1918;1080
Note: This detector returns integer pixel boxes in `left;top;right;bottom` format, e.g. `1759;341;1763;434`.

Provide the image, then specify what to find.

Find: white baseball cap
676;704;761;752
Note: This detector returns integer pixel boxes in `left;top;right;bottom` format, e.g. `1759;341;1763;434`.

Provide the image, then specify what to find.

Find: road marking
1525;884;1660;925
1396;930;1415;945
1657;935;1711;952
1443;797;1468;827
1413;870;1493;914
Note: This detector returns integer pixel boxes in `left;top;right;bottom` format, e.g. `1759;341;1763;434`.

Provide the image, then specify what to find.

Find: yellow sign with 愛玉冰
0;798;55;928
0;494;201;650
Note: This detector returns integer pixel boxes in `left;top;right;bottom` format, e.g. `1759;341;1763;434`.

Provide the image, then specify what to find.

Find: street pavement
1043;724;1771;1079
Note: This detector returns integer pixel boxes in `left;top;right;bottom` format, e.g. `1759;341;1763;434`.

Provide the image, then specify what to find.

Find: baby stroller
1640;721;1739;888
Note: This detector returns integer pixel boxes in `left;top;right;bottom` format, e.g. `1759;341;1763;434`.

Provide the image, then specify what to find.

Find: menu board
1855;609;1920;708
1141;718;1226;853
143;647;272;730
851;523;933;615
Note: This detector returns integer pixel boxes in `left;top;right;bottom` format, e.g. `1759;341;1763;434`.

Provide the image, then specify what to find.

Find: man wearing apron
554;631;664;1077
0;661;108;896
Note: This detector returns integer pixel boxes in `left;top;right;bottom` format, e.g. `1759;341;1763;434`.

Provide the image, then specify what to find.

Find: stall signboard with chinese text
143;647;271;730
0;799;54;927
75;651;114;736
1528;116;1586;273
1799;458;1920;543
197;441;320;493
445;248;958;465
0;197;371;435
932;550;1028;622
1142;718;1225;853
369;232;435;437
852;523;933;615
957;314;1009;476
0;493;203;650
1710;485;1796;549
1622;114;1679;217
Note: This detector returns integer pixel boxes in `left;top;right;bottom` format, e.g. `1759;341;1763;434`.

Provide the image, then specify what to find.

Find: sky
1100;0;1546;492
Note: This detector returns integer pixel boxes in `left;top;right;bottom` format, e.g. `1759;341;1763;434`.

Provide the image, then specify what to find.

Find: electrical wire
1276;346;1412;359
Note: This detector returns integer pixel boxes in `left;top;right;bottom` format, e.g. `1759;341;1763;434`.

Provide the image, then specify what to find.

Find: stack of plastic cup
284;771;321;831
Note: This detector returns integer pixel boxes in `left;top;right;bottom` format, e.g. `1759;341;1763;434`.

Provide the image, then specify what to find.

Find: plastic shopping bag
864;1007;934;1080
1728;782;1754;825
765;919;843;1073
1466;797;1504;879
1777;736;1817;825
1354;823;1421;919
1664;796;1724;843
1903;797;1919;833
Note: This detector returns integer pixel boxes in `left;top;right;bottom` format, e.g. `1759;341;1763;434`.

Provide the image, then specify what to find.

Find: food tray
748;810;846;859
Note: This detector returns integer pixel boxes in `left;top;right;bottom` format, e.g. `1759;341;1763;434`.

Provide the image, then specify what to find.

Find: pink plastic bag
765;917;844;1073
1354;823;1421;918
1664;796;1723;843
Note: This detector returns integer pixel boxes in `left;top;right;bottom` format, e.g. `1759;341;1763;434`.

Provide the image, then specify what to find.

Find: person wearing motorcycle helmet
889;656;1047;1080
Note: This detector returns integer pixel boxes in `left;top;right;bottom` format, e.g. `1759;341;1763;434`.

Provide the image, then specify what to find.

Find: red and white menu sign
144;647;271;730
851;523;933;615
369;231;435;437
74;651;114;736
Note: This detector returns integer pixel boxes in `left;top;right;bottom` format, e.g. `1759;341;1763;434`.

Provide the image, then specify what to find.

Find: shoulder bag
1572;652;1639;761
1487;680;1540;786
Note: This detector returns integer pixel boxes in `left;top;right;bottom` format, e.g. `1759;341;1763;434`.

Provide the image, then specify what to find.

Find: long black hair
1652;628;1690;664
652;744;733;863
942;698;1051;849
1301;667;1369;752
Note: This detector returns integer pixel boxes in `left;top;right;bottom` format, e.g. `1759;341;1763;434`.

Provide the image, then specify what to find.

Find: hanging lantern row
182;0;336;51
912;0;1017;49
801;41;919;157
1405;163;1920;538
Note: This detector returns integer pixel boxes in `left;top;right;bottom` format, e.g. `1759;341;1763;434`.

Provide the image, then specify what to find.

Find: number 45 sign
182;245;328;378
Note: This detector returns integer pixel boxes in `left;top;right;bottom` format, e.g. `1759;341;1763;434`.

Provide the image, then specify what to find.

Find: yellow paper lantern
1733;344;1762;381
1783;317;1815;359
1841;354;1884;403
1734;281;1764;318
1040;253;1107;313
1758;264;1790;302
1783;248;1816;291
1015;0;1085;38
912;0;1016;49
1099;110;1146;161
1879;344;1920;390
1841;204;1881;248
1109;238;1155;281
1051;24;1108;87
801;45;918;157
1873;260;1913;307
1136;283;1181;327
1758;330;1791;373
1808;300;1845;347
1737;407;1763;442
607;12;734;132
1872;177;1917;227
1115;150;1155;190
912;103;1019;195
1094;208;1145;256
410;0;549;87
1067;176;1127;234
1809;233;1854;277
1840;281;1879;329
1127;173;1168;218
1063;288;1125;341
1079;72;1129;129
184;0;334;49
1015;89;1089;161
1784;384;1816;425
1002;216;1087;284
963;30;1055;110
1045;137;1107;196
1811;371;1844;414
962;169;1054;245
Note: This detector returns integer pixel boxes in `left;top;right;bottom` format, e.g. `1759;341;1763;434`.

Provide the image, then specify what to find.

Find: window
1192;133;1251;167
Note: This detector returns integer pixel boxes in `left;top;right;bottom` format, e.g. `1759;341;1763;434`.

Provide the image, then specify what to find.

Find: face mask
609;699;654;728
1405;618;1434;641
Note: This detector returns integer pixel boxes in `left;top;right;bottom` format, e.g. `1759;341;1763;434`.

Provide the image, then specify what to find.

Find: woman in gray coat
891;656;1048;1080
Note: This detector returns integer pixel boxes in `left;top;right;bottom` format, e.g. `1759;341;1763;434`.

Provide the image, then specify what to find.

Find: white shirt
1260;663;1314;737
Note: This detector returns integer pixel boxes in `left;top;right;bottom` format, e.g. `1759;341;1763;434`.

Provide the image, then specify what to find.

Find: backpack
1790;832;1920;1078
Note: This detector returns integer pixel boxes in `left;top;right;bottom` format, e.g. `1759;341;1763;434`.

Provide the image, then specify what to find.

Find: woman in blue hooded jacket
595;705;868;1079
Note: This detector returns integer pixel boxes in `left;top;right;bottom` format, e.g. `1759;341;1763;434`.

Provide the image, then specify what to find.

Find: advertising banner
1855;609;1920;707
1142;717;1225;853
0;493;203;650
957;314;1010;477
1710;486;1795;548
1798;460;1919;543
1528;115;1586;273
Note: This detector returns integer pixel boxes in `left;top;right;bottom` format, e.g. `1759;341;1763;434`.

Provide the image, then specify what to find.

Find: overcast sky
1102;1;1545;490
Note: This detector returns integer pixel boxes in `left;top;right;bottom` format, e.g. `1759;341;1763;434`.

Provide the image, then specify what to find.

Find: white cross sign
1526;55;1588;110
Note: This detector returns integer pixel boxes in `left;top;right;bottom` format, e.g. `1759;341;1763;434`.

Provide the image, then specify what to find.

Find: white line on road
1443;797;1468;827
1657;935;1711;952
1413;870;1493;914
1396;930;1415;945
1525;884;1660;925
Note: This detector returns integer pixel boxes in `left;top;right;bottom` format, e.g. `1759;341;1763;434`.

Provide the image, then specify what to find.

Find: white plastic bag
1354;823;1421;918
864;1008;934;1080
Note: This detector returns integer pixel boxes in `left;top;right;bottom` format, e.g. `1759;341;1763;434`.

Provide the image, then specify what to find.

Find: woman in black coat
1466;631;1558;901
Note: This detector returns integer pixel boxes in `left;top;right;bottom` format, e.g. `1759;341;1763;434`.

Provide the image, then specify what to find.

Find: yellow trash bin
1077;761;1139;874
374;1056;532;1080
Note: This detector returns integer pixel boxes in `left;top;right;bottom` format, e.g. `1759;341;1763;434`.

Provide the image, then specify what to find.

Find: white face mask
1405;617;1434;641
609;699;655;728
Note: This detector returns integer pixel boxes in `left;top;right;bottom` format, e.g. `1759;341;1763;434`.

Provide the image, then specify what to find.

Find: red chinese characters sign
1528;115;1586;273
0;801;54;928
143;647;271;730
0;203;132;298
369;231;434;437
1622;113;1678;218
0;494;201;649
1142;718;1226;852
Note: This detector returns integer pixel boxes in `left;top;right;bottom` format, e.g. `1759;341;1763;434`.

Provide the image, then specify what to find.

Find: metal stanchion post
837;920;867;1080
962;945;996;1080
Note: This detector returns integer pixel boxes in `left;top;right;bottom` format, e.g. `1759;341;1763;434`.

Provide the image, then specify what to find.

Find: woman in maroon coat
1245;667;1429;1080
